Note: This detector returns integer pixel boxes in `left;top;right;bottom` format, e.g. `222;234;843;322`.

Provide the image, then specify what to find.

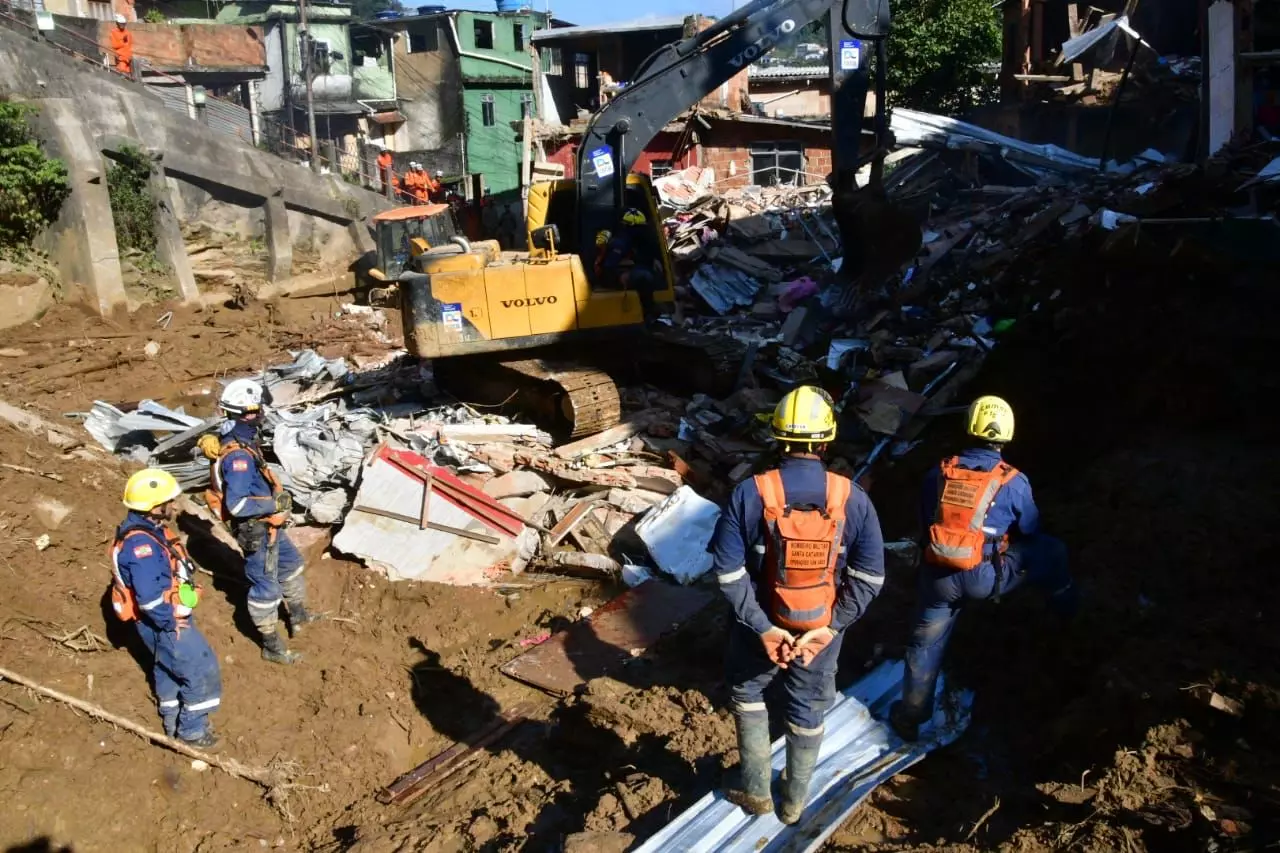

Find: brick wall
542;131;699;180
96;21;266;69
701;119;832;189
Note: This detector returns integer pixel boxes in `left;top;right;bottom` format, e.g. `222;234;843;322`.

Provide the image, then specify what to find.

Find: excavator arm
575;0;894;273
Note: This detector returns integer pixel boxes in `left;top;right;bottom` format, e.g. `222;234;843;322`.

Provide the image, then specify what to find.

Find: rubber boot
182;730;220;751
260;630;302;665
889;700;925;742
285;602;322;638
778;728;823;825
724;709;773;816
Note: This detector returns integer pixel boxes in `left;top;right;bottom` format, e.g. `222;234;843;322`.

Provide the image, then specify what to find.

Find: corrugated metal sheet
749;64;828;80
152;83;190;120
206;97;252;145
635;661;974;853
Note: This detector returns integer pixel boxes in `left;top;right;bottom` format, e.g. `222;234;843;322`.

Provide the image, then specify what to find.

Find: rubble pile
72;110;1280;598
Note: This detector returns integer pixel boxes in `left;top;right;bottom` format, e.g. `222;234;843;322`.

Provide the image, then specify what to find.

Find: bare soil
2;256;1278;853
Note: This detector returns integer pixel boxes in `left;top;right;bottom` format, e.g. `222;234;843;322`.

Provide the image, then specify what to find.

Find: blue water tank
374;9;403;18
416;5;444;13
494;0;528;11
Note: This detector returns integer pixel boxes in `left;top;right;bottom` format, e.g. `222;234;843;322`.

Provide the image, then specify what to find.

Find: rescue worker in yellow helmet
111;469;222;748
890;395;1076;741
710;385;886;823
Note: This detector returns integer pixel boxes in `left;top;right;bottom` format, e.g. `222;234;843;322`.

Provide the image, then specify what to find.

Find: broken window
408;25;438;54
750;142;804;186
520;92;534;120
649;159;673;178
309;39;331;74
473;19;494;50
481;93;496;127
573;53;590;90
543;47;562;76
514;22;526;52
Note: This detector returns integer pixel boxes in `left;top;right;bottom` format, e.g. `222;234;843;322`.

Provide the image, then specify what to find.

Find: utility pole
298;0;321;173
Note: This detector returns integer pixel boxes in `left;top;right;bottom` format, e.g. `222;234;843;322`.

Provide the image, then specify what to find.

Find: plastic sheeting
636;660;973;853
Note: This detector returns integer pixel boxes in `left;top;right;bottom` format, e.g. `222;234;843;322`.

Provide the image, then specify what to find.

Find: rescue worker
410;162;432;205
111;469;221;748
207;378;319;664
890;395;1077;741
428;169;445;202
108;14;134;75
711;386;886;824
374;143;393;193
595;207;661;322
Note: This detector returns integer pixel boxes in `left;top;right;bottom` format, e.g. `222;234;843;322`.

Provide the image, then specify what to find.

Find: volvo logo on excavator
500;296;558;308
729;19;796;68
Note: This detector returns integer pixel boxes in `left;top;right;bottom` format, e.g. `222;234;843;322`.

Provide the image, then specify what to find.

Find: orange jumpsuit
376;151;393;189
109;26;134;74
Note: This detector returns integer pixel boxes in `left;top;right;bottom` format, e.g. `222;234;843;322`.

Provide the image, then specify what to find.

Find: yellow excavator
367;0;907;439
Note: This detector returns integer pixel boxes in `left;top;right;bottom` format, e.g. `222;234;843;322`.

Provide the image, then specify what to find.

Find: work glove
759;626;797;668
274;491;293;514
792;626;838;666
264;512;288;529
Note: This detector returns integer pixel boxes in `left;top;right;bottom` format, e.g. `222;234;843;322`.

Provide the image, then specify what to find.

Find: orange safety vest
923;457;1021;571
204;439;281;525
108;28;133;72
109;524;200;623
755;469;851;632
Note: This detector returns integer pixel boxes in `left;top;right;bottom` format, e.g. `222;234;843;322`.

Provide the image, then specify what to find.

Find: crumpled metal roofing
635;660;973;853
890;107;1102;175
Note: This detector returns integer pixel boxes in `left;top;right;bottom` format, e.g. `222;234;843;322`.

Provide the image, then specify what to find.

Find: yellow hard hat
770;385;837;445
122;468;182;512
595;229;612;247
966;395;1015;443
622;208;645;226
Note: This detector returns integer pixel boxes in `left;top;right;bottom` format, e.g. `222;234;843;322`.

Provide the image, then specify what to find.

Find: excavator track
434;355;622;440
639;327;746;398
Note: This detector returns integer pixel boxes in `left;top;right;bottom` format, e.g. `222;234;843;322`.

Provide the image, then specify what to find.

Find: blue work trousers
727;621;844;732
136;619;222;740
902;533;1072;714
242;528;306;629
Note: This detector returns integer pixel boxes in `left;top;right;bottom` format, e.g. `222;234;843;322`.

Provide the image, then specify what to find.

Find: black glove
274;491;293;514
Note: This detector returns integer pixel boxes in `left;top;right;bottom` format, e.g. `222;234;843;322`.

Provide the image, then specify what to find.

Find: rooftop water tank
374;9;403;18
494;0;530;12
416;5;445;14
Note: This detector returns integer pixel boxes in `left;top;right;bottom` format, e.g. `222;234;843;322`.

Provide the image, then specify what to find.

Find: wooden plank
350;505;501;544
553;413;656;459
499;580;715;696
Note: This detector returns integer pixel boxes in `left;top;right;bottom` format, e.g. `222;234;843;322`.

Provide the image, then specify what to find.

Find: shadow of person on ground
178;512;259;644
5;839;73;853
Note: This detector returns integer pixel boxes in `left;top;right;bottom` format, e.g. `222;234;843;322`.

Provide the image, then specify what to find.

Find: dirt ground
2;249;1278;853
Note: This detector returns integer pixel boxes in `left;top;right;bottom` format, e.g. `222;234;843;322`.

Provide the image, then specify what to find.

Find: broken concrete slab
483;470;554;500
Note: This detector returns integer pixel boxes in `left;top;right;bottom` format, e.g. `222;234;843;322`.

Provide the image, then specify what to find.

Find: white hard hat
435;169;443;176
219;378;265;416
115;13;127;23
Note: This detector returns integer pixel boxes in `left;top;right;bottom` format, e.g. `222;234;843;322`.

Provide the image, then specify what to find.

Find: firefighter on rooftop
111;469;222;748
200;378;321;665
890;395;1078;741
710;385;886;825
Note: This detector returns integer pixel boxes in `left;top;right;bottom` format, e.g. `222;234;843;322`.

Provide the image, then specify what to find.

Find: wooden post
520;116;532;217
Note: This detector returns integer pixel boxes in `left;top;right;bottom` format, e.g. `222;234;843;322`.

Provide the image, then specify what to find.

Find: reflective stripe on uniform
247;597;282;611
733;700;768;713
848;569;884;586
279;564;304;583
930;542;977;560
717;567;747;584
788;721;824;737
230;497;250;516
185;698;221;712
158;699;180;708
139;595;166;611
752;544;767;554
776;602;827;624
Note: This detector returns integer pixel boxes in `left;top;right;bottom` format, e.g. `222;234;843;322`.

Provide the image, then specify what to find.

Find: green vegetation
886;0;1002;114
143;8;167;23
0;100;71;251
106;145;160;260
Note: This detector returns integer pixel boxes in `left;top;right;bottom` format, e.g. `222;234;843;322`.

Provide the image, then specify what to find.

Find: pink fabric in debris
779;277;819;312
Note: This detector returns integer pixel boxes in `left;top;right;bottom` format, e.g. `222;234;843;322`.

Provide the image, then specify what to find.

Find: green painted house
373;8;547;196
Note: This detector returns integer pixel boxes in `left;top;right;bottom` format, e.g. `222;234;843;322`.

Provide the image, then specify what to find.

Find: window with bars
86;0;112;21
520;92;534;120
750;142;804;186
649;159;673;178
481;94;496;127
573;53;590;90
542;47;562;75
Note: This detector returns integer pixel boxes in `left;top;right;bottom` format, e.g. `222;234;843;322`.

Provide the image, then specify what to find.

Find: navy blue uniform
902;447;1074;715
216;420;306;632
112;512;221;740
711;457;885;731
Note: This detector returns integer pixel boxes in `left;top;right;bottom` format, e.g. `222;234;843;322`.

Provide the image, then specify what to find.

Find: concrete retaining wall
0;23;391;314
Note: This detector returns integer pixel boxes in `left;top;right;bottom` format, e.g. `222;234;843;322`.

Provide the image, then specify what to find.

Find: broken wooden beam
350;504;501;544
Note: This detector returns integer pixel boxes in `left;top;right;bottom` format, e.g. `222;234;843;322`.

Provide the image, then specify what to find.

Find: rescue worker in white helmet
202;378;319;664
890;395;1077;741
709;385;886;824
111;469;222;748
